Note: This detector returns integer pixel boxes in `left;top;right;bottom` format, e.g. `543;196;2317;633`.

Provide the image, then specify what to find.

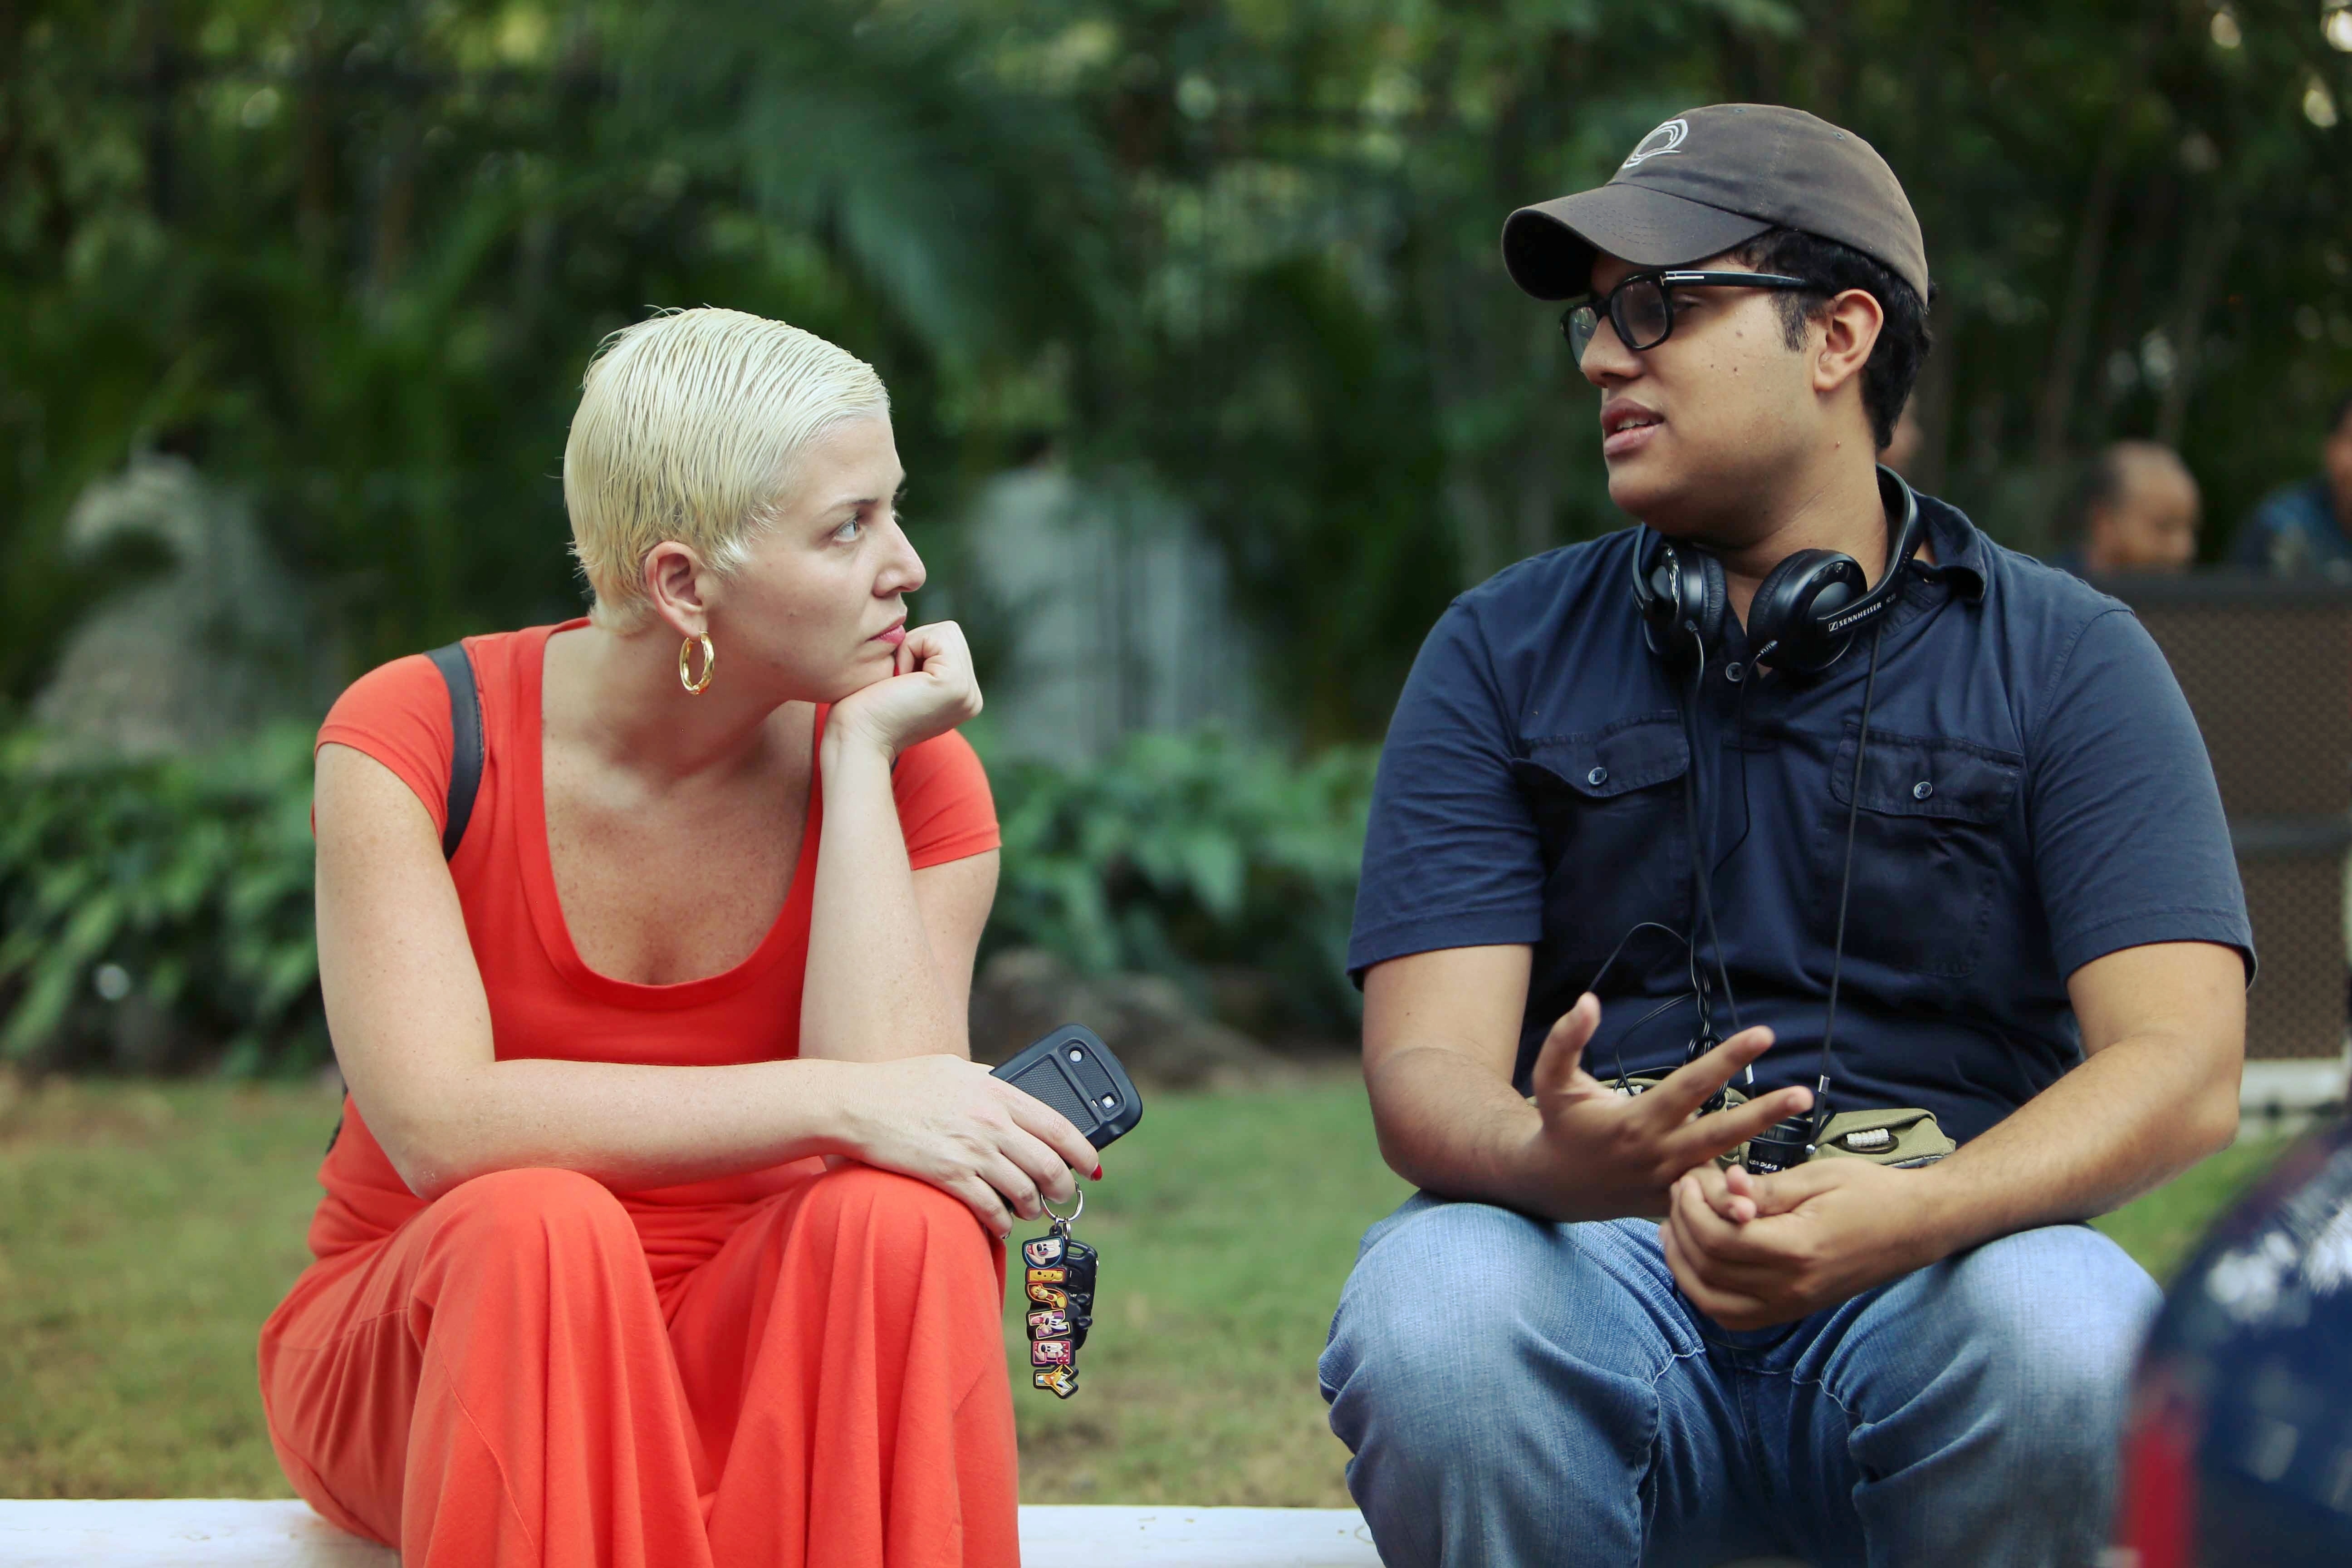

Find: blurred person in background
257;309;1097;1568
1319;107;2249;1568
2049;440;2202;578
2231;392;2352;577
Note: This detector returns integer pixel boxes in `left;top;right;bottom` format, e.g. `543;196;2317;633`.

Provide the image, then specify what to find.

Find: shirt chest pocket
1814;726;2023;980
1511;712;1692;974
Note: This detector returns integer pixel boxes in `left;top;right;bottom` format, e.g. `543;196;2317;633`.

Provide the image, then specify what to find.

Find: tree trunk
2032;25;2153;471
2154;196;2241;448
141;2;177;221
297;28;337;266
1910;289;1961;494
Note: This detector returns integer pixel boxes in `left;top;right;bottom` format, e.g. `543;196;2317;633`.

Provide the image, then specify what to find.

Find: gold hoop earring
678;634;715;695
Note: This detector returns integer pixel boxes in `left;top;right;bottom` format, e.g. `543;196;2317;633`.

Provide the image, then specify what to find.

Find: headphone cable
1813;619;1887;1142
1711;670;1755;881
1681;635;1744;1045
1581;920;1695;1089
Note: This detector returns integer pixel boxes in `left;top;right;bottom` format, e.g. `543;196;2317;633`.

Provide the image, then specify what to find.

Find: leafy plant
10;0;2351;742
0;722;1380;1072
987;730;1379;1039
0;725;324;1076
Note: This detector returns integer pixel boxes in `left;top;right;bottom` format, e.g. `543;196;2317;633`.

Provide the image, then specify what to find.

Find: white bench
0;1499;1384;1566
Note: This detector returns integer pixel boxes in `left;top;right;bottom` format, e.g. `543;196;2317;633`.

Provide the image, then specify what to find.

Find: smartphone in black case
990;1024;1143;1151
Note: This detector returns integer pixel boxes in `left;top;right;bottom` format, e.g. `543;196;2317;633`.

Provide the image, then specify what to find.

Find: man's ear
1813;288;1885;401
642;541;714;639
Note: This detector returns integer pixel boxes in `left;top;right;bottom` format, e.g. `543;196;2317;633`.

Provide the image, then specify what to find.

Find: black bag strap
327;640;478;1158
426;640;484;860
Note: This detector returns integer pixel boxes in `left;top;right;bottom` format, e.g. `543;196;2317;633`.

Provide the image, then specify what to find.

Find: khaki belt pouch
1595;1075;1955;1169
1809;1107;1955;1168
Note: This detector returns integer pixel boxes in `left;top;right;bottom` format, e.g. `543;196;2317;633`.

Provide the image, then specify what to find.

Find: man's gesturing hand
1513;993;1813;1221
1662;1158;1946;1330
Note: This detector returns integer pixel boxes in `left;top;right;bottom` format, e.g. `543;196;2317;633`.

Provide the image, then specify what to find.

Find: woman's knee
802;1163;994;1261
426;1166;636;1258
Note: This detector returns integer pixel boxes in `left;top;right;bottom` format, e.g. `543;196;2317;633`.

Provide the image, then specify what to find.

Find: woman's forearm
799;731;963;1062
386;1055;863;1201
389;724;961;1198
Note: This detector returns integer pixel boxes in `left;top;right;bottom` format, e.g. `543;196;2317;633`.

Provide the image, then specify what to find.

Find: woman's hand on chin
824;620;984;763
833;1055;1100;1238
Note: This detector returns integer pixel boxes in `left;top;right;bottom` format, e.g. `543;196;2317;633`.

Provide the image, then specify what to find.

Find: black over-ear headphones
1631;466;1925;676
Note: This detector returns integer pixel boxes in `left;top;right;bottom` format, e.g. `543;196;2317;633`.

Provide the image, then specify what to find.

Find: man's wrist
1490;1112;1662;1225
1374;1062;1550;1214
1486;1108;1559;1214
1899;1158;1989;1265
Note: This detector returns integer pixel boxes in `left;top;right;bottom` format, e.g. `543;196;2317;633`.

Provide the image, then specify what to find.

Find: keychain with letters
1020;1191;1098;1399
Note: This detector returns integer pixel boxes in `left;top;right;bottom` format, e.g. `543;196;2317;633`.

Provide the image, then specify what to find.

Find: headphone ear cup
1690;549;1728;656
1749;548;1848;671
1634;532;1731;672
1632;533;1674;660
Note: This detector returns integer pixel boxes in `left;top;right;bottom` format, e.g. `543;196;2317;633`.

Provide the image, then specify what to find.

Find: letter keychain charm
1020;1191;1097;1399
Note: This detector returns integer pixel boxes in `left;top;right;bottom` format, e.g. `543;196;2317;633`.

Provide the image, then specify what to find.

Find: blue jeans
1318;1196;2159;1568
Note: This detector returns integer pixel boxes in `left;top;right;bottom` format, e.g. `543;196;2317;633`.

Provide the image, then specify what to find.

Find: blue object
1323;1196;2157;1566
1347;493;2252;1144
2117;1117;2352;1563
2231;477;2352;578
2044;543;2093;580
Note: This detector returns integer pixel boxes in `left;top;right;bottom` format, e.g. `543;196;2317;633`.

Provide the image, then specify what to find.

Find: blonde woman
259;309;1097;1568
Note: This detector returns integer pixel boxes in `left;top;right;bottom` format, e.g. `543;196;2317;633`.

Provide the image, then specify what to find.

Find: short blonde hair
564;308;890;630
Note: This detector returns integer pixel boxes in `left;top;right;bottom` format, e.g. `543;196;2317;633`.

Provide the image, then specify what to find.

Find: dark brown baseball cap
1502;104;1928;303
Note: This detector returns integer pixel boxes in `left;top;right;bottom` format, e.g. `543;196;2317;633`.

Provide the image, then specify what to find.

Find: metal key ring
1039;1189;1083;1228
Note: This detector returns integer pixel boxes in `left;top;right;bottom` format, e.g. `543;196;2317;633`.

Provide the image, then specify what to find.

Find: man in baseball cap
1322;106;2249;1568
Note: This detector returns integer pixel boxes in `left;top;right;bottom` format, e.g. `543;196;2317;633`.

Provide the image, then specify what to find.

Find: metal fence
2105;573;2352;1063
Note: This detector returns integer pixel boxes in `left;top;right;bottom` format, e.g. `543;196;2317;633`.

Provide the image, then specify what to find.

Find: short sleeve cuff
317;721;449;838
2054;908;2258;987
906;825;1001;872
1347;906;1545;987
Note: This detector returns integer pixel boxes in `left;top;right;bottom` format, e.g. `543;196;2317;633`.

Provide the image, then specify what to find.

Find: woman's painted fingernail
1091;1166;1103;1181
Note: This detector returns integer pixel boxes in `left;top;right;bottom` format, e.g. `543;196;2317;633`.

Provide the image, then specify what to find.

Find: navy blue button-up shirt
1348;495;2253;1144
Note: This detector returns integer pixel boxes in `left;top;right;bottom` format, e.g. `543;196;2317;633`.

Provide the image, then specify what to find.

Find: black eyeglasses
1563;270;1814;363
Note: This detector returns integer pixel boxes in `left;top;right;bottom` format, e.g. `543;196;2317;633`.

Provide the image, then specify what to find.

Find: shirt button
1725;662;1745;683
1912;780;1934;800
1588;766;1609;787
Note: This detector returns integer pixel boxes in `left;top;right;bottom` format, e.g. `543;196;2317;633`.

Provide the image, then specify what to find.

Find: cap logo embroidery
1622;118;1688;168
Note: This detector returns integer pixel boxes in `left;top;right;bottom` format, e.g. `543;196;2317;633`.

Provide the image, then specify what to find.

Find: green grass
2087;1130;2295;1280
1001;1072;1409;1505
0;1076;328;1498
0;1073;2296;1504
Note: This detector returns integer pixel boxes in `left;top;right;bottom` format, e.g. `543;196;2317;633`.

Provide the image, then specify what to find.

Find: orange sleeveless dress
257;621;1016;1568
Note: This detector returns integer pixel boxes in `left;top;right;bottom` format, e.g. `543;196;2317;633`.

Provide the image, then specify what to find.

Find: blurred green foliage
4;0;2348;742
990;731;1377;1037
0;725;1372;1073
0;726;323;1075
4;0;2351;1069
